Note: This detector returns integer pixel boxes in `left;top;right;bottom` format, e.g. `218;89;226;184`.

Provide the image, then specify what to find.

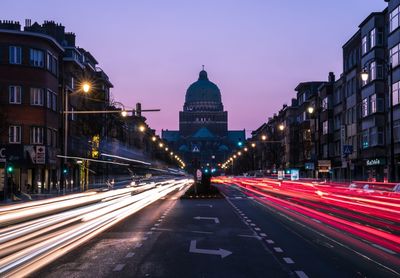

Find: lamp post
307;105;317;179
361;62;395;182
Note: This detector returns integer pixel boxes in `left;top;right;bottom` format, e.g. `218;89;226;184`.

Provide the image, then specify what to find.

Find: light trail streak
0;178;192;277
213;177;400;255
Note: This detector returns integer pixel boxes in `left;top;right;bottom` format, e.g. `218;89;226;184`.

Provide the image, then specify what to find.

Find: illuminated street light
251;143;256;148
361;69;369;82
244;147;248;152
307;106;314;114
159;142;164;148
278;124;285;131
152;136;157;142
261;135;267;141
121;110;128;117
139;125;146;132
237;151;242;156
82;82;91;93
165;147;169;151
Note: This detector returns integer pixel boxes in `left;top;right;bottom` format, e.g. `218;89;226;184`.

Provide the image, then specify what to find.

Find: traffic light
6;164;14;174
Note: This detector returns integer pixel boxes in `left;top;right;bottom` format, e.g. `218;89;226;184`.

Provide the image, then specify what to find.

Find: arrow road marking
189;240;232;259
193;216;220;224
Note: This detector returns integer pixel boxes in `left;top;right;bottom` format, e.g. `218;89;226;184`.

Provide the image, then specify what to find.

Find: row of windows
7;46;58;75
390;5;400;33
8;86;58;111
361;127;384;149
361;28;383;55
362;61;384;86
9;126;58;146
361;94;384;117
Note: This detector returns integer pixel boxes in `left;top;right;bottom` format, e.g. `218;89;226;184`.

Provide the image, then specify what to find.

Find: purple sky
1;0;387;136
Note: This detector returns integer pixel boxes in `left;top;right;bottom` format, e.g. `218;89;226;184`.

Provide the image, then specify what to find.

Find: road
26;179;399;277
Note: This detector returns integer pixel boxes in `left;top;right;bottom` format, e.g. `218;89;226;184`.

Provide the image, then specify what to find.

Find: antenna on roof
202;65;205;71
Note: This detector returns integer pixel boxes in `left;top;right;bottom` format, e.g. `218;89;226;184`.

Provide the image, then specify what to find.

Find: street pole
389;63;396;182
63;86;68;192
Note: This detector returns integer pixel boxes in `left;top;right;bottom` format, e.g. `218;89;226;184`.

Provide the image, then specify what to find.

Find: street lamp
139;125;146;132
251;142;256;148
307;106;314;114
278;124;285;131
152;136;157;142
261;135;267;141
121;110;128;117
82;82;91;93
361;69;369;82
307;105;317;178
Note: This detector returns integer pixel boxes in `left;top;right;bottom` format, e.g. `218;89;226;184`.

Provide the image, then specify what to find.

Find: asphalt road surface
32;183;399;278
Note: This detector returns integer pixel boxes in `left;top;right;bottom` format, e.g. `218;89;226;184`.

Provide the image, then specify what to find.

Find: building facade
162;69;245;172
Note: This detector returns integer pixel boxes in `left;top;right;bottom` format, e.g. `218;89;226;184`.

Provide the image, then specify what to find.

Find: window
393;81;400;106
370;28;376;49
321;97;328;111
29;49;44;67
9;46;22;64
30;88;44;106
362;130;369;149
390;5;400;32
334;115;341;130
394;120;400;142
323;121;328;135
362;36;368;55
9;85;21;104
31;127;44;144
390;43;400;68
370;94;376;114
46;128;57;147
46;89;57;111
362;98;369;117
370;62;376;80
9;126;21;144
46;52;58;75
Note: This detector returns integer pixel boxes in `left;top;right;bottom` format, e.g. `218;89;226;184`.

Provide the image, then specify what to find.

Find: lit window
390;43;400;68
362;36;368;55
362;98;369;117
393;81;400;106
323;121;328;135
390;5;400;33
370;28;376;49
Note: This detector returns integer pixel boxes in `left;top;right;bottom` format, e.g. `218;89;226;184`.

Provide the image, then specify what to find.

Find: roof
185;70;222;104
192;127;215;138
162;130;180;142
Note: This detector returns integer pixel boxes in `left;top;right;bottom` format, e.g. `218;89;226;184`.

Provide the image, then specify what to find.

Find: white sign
192;146;200;152
291;169;299;181
277;170;284;180
36;146;46;164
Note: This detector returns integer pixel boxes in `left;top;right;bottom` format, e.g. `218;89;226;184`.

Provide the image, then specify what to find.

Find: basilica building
162;68;245;171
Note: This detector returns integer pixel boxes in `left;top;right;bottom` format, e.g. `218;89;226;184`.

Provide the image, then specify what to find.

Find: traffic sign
36;146;46;164
343;145;353;155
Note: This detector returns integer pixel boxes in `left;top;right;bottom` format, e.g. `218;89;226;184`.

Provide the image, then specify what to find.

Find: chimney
0;20;21;31
328;72;335;83
25;19;31;27
65;32;76;46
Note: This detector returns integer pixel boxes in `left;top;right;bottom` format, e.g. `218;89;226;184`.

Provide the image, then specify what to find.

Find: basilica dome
184;69;223;111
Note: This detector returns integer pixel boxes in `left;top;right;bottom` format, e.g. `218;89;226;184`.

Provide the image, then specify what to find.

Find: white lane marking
260;233;267;237
193;216;220;224
295;271;309;278
158;219;163;222
146;231;153;235
190;230;213;234
154;228;173;231
311;218;321;224
238;234;261;240
235;197;242;199
113;264;125;271
151;227;156;230
154;223;160;226
196;204;213;208
283;257;294;264
143;237;148;240
246;219;252;222
274;247;283;253
189;240;232;258
250;224;256;227
243;216;248;219
371;244;397;255
266;240;274;244
248;197;254;200
125;252;135;258
135;243;143;248
254;228;261;231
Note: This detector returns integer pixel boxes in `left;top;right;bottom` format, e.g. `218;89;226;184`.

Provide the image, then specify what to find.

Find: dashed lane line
295;270;309;278
283;257;295;264
274;247;283;253
113;264;125;272
125;252;135;258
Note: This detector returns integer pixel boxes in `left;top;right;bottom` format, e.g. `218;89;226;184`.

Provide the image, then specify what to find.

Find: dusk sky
1;0;387;136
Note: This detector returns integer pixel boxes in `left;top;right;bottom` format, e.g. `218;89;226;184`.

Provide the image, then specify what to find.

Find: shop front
364;158;387;182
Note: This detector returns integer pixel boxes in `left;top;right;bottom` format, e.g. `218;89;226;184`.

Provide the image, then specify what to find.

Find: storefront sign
0;147;6;162
36;146;46;164
366;158;386;166
305;162;314;170
318;160;331;173
277;170;284;180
